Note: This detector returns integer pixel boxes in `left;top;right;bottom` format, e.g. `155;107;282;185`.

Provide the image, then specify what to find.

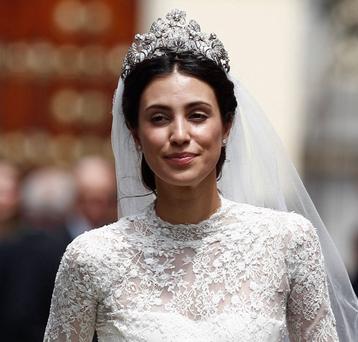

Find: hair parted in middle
121;51;237;193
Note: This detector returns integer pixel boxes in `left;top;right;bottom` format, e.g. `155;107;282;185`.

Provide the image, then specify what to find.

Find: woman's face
136;71;230;189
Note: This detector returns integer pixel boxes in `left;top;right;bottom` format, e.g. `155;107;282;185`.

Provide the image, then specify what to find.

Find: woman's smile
164;152;198;167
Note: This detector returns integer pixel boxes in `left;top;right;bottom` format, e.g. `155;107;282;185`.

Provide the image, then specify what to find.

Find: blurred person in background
0;158;21;240
64;156;117;241
1;160;114;342
21;166;76;233
0;166;76;342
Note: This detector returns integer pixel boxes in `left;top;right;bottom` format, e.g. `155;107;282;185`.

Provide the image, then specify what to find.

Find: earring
222;138;227;146
136;145;142;152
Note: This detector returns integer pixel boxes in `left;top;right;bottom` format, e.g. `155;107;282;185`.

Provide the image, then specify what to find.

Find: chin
155;169;217;190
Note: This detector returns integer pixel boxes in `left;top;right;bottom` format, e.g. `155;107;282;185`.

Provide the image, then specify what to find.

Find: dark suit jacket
0;225;99;342
0;228;68;342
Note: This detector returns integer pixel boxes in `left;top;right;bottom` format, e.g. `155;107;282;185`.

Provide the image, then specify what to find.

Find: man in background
0;156;117;341
0;166;76;342
58;156;118;248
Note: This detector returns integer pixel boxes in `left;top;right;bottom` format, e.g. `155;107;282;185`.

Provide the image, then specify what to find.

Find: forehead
139;71;217;108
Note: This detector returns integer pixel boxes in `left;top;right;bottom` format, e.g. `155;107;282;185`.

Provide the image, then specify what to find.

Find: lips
164;152;198;166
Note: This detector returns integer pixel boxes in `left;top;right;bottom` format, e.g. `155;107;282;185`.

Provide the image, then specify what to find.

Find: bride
44;9;357;341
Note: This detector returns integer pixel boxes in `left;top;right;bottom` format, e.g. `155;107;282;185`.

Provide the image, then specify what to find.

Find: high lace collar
144;196;232;241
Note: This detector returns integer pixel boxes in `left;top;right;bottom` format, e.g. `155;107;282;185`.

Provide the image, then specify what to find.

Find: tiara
121;9;230;79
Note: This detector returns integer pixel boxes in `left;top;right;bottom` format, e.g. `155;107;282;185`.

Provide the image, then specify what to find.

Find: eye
189;112;208;122
150;113;169;125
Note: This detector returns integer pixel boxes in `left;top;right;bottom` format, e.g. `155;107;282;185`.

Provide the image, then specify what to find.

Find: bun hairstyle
121;51;237;193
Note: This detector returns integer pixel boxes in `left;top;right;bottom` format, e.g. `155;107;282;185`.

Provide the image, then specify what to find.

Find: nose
169;117;190;145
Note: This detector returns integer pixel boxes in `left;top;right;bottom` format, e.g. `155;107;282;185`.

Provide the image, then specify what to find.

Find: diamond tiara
121;9;230;79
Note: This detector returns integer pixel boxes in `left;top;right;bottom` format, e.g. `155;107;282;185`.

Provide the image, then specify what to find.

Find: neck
155;173;221;224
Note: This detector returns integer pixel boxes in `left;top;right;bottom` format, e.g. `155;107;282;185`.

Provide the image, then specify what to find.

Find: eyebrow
144;101;212;112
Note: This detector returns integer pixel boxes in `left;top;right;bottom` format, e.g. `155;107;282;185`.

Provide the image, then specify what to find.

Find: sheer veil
112;63;358;342
222;76;358;341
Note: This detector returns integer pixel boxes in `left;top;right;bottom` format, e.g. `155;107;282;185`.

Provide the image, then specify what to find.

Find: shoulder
55;214;149;296
63;214;142;264
224;198;316;241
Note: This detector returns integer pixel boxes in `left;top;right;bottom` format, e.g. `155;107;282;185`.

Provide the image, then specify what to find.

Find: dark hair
122;51;237;193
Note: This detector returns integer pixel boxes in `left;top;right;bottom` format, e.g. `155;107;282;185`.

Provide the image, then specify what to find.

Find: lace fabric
44;197;338;342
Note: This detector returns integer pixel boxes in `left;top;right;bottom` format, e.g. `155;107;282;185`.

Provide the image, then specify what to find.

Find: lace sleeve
44;236;97;342
286;215;338;341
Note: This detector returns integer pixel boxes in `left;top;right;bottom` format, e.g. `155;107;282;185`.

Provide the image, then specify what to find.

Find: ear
223;119;233;140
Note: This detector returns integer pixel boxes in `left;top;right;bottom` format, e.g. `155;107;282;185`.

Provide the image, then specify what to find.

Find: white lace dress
44;197;338;342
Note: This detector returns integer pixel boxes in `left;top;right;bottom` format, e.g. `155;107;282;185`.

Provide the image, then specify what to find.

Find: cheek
139;127;167;153
193;124;223;149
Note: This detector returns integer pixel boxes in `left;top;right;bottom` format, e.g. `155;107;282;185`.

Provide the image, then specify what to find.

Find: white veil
112;70;358;341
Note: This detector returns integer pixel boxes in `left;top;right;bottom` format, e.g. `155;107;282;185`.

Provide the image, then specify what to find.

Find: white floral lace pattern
44;198;338;342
